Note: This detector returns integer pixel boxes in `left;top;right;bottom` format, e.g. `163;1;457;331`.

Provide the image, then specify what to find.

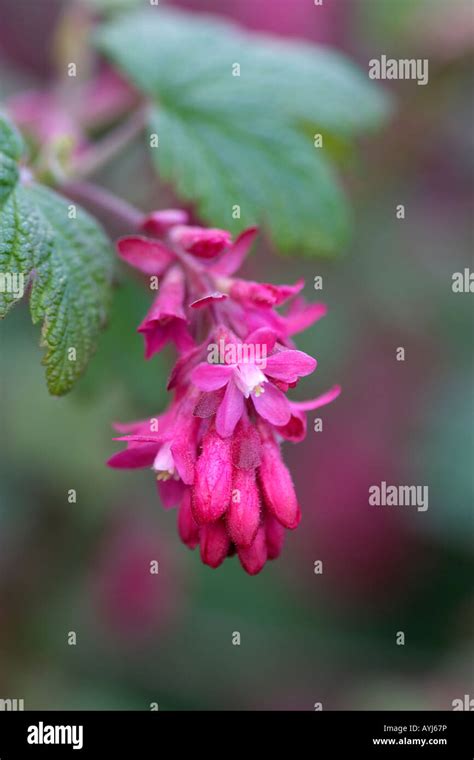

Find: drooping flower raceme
108;210;340;574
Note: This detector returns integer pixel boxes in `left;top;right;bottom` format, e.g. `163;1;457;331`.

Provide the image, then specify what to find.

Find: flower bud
238;525;267;575
227;468;260;548
200;520;230;568
264;513;285;560
178;489;200;549
258;435;299;529
170;225;232;258
192;430;232;523
141;209;189;236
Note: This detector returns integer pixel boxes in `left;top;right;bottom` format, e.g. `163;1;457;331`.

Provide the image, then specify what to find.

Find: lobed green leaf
0;180;114;395
97;8;391;256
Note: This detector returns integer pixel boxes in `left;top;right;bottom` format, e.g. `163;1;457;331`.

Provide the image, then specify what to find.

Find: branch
70;106;148;180
62;180;144;231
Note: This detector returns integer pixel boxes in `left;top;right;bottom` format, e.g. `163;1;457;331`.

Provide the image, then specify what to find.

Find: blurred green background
0;0;473;710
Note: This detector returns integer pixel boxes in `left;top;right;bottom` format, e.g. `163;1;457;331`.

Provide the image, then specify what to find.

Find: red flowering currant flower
108;214;340;574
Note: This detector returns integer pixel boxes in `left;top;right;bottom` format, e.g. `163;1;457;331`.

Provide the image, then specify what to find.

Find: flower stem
62;180;144;230
70;105;148;179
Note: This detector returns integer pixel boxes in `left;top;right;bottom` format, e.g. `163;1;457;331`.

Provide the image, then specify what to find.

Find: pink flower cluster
108;210;340;574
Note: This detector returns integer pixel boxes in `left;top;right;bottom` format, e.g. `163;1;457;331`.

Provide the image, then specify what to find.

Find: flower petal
190;292;228;309
117;236;175;275
210;227;258;276
107;443;158;469
191;362;234;391
245;327;277;354
264;349;316;382
216;379;244;437
252;383;291;426
289;384;341;411
157;478;186;509
283;298;327;336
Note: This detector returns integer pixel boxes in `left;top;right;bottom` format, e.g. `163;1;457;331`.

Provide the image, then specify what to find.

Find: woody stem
61;180;145;231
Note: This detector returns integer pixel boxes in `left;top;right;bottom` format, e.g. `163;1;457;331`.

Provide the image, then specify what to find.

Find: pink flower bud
258;432;299;529
108;215;339;575
227;468;261;548
232;421;261;470
264;513;286;560
200;520;230;568
229;279;278;307
229;278;303;307
192;430;232;524
170;225;232;259
238;525;267;575
141;209;189;236
178;489;200;549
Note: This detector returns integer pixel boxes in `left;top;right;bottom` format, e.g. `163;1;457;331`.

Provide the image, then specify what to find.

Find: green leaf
0;182;114;395
0;114;24;207
150;106;350;255
28;185;114;395
0;185;51;316
97;8;391;256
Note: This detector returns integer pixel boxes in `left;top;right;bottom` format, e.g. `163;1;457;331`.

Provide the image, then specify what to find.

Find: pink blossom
141;209;189;236
225;277;304;308
137;265;194;358
192;429;233;523
190;333;316;437
170;224;232;259
108;219;340;574
227;467;261;547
